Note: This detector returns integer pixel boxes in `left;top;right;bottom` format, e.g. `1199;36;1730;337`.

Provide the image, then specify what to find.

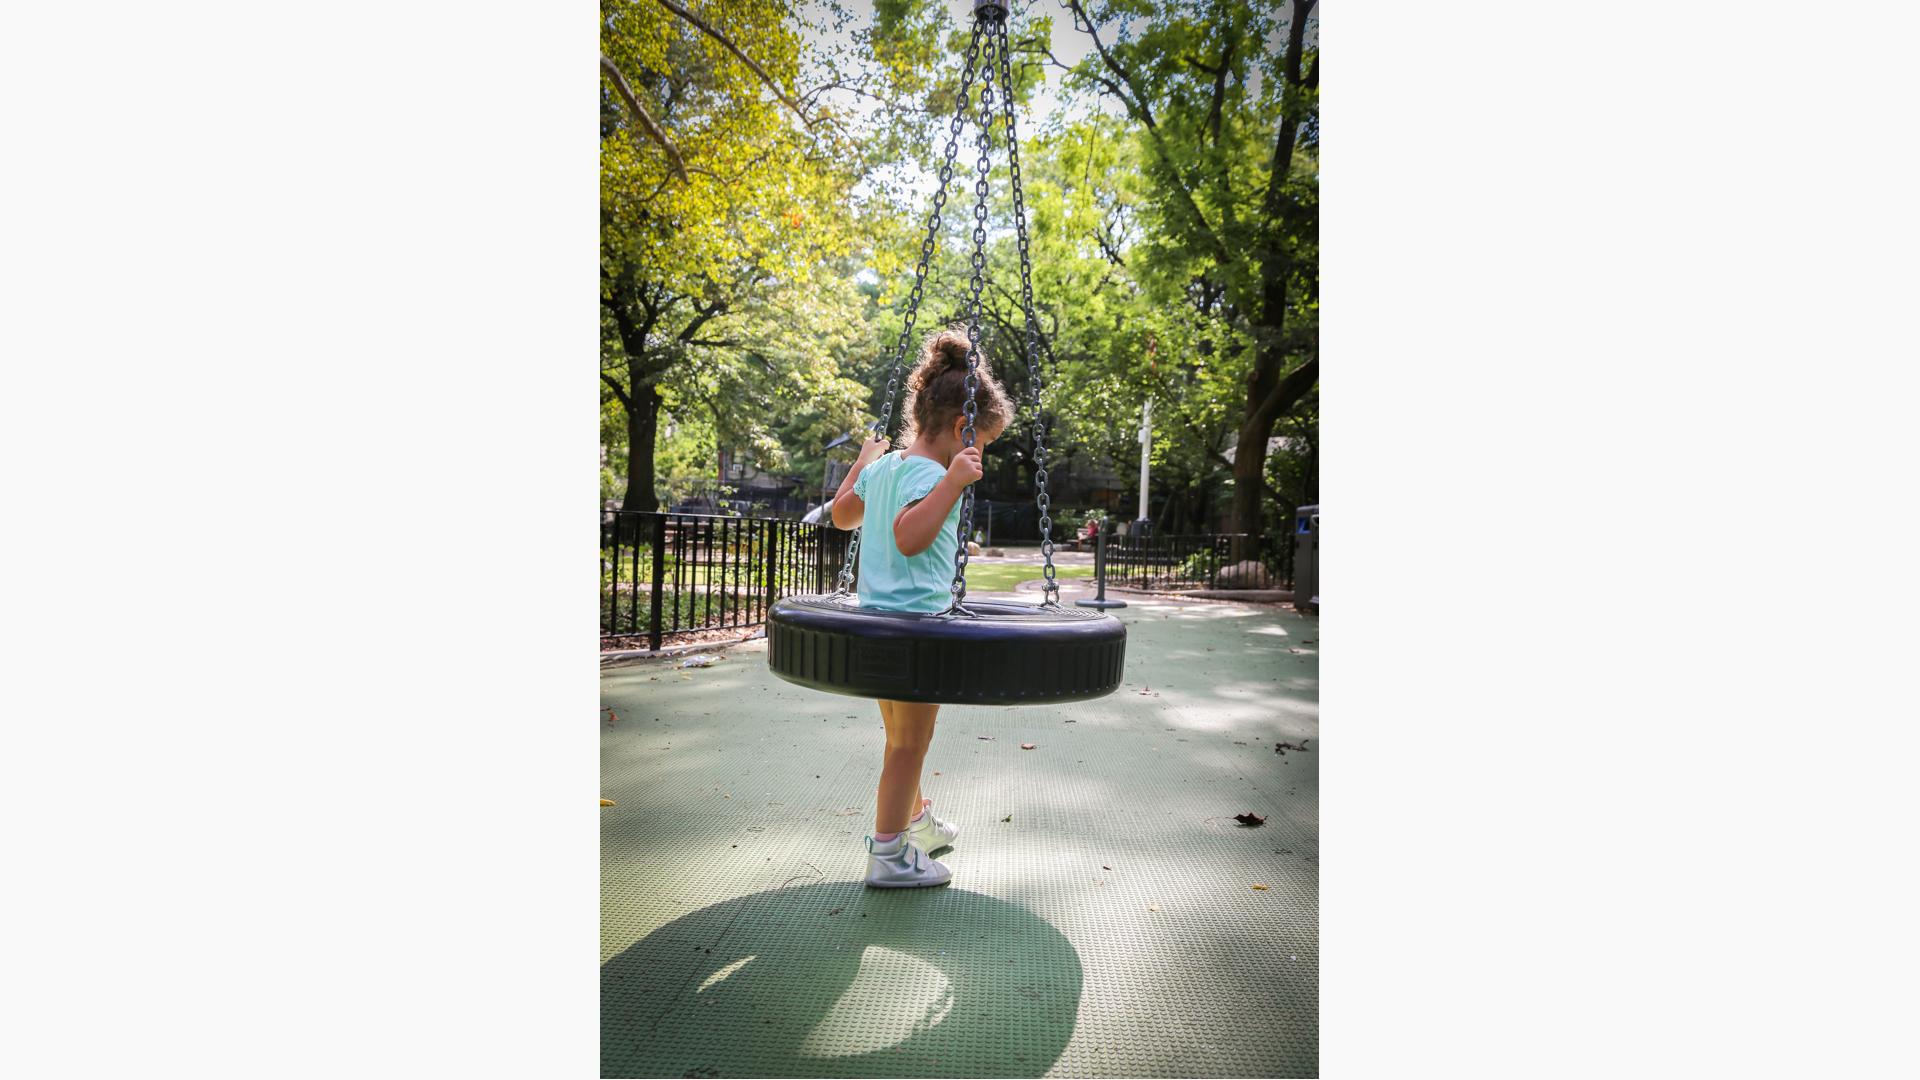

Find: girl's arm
894;446;982;556
829;435;890;530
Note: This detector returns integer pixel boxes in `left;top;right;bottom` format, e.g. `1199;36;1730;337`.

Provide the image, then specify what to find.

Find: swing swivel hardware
973;0;1009;18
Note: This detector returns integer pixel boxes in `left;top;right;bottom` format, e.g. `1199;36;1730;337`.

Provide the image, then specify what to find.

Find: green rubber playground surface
601;592;1318;1078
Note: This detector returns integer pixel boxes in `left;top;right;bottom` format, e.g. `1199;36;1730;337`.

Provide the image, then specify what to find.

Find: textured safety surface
602;594;1318;1078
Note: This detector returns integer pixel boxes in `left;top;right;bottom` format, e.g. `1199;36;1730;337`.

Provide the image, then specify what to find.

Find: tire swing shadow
602;882;1083;1078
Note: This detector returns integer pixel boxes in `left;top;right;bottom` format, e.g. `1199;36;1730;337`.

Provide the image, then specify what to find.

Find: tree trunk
1229;417;1270;548
1229;351;1317;546
622;384;662;512
1227;0;1319;553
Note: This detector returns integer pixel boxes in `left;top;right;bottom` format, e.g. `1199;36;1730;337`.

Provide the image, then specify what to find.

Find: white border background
4;2;1917;1076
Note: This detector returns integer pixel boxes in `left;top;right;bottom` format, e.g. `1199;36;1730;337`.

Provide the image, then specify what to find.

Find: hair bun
933;330;971;372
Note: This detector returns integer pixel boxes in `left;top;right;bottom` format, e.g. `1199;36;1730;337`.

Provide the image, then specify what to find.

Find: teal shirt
852;451;961;613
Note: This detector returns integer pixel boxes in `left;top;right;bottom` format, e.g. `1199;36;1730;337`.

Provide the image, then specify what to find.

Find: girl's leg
875;699;940;834
876;700;924;815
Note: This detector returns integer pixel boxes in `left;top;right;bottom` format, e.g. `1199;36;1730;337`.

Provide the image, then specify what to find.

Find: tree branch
802;77;937;120
1065;0;1231;266
1207;40;1234;150
600;371;632;407
679;298;729;342
600;55;690;183
1252;354;1318;429
1262;0;1318;223
654;0;814;127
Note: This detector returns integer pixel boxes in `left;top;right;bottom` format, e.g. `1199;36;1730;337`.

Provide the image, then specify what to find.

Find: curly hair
897;327;1015;446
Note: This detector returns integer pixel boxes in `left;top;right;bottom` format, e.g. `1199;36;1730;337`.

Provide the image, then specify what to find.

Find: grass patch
960;562;1095;592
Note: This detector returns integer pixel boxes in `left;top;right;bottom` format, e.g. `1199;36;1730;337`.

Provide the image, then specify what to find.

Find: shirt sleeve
900;458;944;504
852;458;874;500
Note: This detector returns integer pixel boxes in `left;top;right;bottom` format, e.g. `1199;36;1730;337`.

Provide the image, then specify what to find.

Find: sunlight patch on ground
696;955;755;993
797;946;954;1058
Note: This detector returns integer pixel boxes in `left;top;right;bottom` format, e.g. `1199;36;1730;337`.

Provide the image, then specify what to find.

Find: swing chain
994;16;1059;606
947;8;1002;609
835;21;986;596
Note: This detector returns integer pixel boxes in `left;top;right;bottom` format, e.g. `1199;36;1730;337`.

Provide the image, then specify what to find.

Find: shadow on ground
602;883;1082;1079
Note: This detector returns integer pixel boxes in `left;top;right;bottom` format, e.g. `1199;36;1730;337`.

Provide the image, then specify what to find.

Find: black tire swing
767;0;1125;706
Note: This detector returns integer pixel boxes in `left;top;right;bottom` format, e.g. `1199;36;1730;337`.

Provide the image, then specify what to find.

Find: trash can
1293;504;1318;614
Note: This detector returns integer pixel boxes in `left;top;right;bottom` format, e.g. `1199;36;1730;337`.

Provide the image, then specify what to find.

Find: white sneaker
864;833;952;888
903;799;960;855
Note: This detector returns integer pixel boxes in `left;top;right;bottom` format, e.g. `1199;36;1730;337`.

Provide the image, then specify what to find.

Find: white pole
1136;396;1152;525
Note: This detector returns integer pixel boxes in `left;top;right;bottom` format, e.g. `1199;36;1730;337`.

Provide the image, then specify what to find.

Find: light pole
1135;396;1152;536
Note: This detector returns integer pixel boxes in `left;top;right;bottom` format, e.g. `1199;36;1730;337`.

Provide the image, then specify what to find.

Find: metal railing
601;510;850;649
1104;531;1294;591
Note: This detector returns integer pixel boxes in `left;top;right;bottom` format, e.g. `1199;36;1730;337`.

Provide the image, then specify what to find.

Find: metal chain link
993;15;1060;606
834;21;987;596
946;9;1002;611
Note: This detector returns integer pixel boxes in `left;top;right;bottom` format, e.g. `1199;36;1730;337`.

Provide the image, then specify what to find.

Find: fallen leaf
1251;884;1270;891
1147;904;1161;913
827;907;844;916
1234;812;1267;827
977;736;996;741
1102;865;1111;870
1020;742;1037;750
933;771;942;775
600;798;616;807
1001;814;1013;822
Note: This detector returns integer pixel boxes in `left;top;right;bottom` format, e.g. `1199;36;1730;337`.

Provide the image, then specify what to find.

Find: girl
830;328;1015;888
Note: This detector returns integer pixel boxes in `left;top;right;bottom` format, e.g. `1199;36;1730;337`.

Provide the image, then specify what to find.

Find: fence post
1076;522;1127;609
603;513;616;635
648;513;666;651
765;520;779;614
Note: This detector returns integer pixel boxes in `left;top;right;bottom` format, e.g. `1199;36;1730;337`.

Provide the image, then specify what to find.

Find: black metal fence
1105;531;1294;591
601;511;850;648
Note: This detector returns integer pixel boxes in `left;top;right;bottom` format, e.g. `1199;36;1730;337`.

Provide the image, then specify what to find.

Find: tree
600;0;877;510
1053;0;1319;544
598;0;1319;546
